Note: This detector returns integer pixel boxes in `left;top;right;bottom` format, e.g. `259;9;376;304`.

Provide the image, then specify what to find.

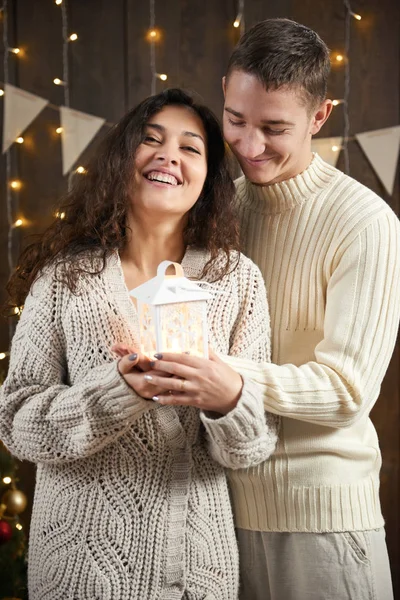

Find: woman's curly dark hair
7;89;240;307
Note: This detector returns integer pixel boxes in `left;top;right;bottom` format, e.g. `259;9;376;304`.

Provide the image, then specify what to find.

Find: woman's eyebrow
147;123;204;144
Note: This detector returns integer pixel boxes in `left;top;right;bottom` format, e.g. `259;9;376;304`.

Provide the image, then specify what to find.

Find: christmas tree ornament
1;489;27;516
0;519;13;545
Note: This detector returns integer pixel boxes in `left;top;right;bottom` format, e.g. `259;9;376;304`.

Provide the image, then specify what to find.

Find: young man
221;18;400;600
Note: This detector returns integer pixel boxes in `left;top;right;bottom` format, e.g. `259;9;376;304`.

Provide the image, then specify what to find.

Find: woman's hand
143;349;243;415
111;343;173;400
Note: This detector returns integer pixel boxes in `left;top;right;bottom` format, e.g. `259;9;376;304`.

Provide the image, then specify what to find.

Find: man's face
223;70;321;185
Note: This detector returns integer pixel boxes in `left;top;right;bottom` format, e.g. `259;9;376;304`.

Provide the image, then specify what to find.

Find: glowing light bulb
53;78;64;85
147;28;160;42
0;353;7;360
55;0;62;4
332;145;340;152
157;73;168;81
13;307;20;314
2;477;12;484
16;523;23;531
10;47;20;54
69;33;78;41
336;54;344;63
332;99;344;106
233;20;240;28
16;136;24;144
56;127;63;134
76;166;86;174
351;12;362;20
10;180;22;190
14;219;23;227
0;89;4;96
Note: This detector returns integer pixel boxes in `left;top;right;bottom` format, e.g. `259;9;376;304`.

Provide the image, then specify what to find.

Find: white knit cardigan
0;247;278;600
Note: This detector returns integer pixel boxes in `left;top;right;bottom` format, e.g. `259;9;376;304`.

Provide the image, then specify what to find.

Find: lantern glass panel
137;301;157;357
160;301;206;356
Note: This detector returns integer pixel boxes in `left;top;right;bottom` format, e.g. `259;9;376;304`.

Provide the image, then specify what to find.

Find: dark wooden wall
1;0;399;595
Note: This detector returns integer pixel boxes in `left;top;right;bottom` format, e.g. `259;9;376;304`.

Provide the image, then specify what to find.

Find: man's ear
222;76;226;98
309;99;333;135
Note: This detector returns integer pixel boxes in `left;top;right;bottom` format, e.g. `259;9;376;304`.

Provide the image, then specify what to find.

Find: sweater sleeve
0;274;156;464
201;260;279;468
223;210;400;428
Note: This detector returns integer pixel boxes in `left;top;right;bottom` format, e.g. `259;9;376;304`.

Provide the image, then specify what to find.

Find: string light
10;180;21;190
55;211;66;219
13;219;23;227
56;126;63;134
76;166;86;174
55;0;62;4
233;0;245;35
335;54;344;63
146;28;160;42
13;306;22;315
16;523;23;531
0;352;9;360
53;77;65;85
2;476;12;484
8;47;20;54
156;73;167;81
0;88;4;96
332;145;341;152
351;11;362;20
332;99;344;106
68;33;78;41
16;136;24;143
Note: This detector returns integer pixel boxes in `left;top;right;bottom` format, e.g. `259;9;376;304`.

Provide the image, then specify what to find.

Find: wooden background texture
0;0;399;594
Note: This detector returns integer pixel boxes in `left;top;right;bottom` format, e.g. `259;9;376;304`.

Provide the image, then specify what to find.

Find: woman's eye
144;135;160;143
228;118;245;127
182;146;201;155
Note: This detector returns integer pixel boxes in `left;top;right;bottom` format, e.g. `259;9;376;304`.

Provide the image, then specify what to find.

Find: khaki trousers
237;528;393;600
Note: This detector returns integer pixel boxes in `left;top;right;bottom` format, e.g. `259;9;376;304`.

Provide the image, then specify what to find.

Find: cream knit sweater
225;154;400;533
0;248;278;600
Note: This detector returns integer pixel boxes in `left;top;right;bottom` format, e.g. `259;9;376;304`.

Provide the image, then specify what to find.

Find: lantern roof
129;260;213;306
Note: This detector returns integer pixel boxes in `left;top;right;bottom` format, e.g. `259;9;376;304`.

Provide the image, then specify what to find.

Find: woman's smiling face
132;105;208;218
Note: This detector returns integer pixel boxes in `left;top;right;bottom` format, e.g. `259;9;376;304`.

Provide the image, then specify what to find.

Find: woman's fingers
118;352;140;375
143;373;193;394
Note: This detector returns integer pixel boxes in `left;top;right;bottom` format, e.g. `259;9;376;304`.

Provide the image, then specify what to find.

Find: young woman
0;89;278;600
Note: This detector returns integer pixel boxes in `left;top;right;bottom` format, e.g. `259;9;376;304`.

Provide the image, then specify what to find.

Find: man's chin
240;165;279;186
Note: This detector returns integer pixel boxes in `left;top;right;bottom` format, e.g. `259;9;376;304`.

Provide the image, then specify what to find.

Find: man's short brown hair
226;18;331;110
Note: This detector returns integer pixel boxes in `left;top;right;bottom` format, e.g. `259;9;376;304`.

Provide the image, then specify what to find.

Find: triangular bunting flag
311;136;343;167
356;126;400;196
2;84;48;153
60;106;105;175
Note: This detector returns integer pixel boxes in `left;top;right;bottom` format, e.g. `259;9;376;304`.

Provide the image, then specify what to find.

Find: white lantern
129;261;212;358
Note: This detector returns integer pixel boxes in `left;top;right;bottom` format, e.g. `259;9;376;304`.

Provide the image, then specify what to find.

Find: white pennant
60;106;105;175
311;137;343;167
2;84;48;153
356;126;400;196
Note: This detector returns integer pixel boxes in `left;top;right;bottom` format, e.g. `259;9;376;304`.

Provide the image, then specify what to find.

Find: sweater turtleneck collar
238;153;340;215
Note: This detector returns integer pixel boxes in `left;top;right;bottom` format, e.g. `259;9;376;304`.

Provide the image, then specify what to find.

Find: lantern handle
157;261;184;279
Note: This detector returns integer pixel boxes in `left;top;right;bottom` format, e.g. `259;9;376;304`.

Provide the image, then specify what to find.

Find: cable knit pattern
224;154;400;533
0;247;278;600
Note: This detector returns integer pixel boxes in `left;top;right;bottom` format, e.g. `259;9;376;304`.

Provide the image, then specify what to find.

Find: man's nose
238;130;265;159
